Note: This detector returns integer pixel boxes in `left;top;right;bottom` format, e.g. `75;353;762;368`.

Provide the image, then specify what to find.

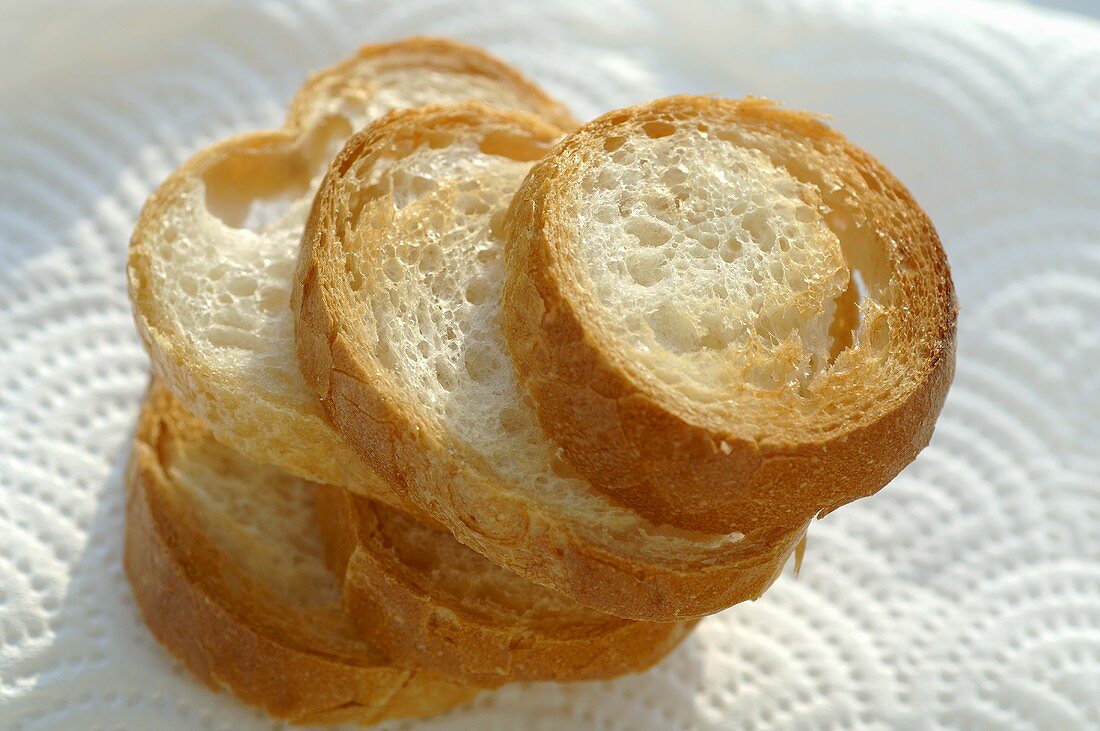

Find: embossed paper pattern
1;1;1098;729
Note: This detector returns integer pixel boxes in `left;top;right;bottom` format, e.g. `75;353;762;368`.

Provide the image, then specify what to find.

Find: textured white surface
1;0;1099;728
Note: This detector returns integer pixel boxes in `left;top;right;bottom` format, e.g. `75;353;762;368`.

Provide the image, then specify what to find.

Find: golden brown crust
503;95;958;535
126;37;576;507
124;383;476;725
315;485;697;687
126;131;400;501
286;36;577;133
294;103;809;620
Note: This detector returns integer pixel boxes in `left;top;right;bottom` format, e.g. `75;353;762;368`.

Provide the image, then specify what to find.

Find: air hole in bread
224;276;257;298
604;135;626;152
641;120;676;138
419;244;442;272
256;286;283;313
434;361;455;391
597;169;619;190
203;147;312;229
204;117;352;231
208;326;263;350
465;278;492;304
624;217;672;248
180;275;199;297
609;149;636;166
488;209;508;244
718;239;742;264
698;315;731;350
392;170;438;209
594;204;617;224
382;257;402;284
646;301;700;354
821;205;892;359
395;244;420;265
304;115;355;169
741;209;770;247
826;272;859;364
661;166;688;186
464;344;496;382
626;250;668;287
215;308;252;331
458;194;491;216
478;130;553;162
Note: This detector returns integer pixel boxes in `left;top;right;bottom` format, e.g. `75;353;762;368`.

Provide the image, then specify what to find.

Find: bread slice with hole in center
124;382;477;725
503;95;957;536
127;38;575;507
316;484;697;687
295;103;808;621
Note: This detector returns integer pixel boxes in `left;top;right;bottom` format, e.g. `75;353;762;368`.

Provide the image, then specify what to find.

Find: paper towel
1;0;1098;728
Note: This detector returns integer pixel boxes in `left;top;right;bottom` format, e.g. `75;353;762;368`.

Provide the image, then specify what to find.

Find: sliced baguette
124;382;476;725
295;103;806;621
504;95;958;535
127;38;575;505
316;484;697;687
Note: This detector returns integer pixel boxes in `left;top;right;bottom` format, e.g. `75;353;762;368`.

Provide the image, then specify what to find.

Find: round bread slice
124;382;476;725
127;38;575;506
504;95;958;535
295;103;808;621
315;484;696;687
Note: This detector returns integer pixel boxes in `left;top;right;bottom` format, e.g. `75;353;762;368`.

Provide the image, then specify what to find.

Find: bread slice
316;484;696;687
504;95;958;535
295;103;807;621
124;381;476;725
127;38;575;505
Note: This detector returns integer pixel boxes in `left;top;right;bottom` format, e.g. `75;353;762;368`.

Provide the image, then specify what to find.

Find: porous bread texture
573;125;847;391
124;382;476;725
127;38;575;502
315;485;697;687
296;103;808;621
504;95;958;534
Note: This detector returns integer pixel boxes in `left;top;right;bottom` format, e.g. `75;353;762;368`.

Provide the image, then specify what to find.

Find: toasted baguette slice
124;382;476;725
504;95;958;535
316;485;696;687
127;38;575;506
295;104;806;621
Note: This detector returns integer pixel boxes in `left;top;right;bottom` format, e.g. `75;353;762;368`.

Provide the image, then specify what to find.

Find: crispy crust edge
502;95;959;534
315;485;698;687
123;383;477;724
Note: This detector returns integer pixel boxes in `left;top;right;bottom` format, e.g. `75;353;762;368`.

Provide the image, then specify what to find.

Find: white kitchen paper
1;0;1098;728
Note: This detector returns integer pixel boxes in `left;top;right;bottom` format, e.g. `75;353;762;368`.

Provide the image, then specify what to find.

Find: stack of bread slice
125;37;956;725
